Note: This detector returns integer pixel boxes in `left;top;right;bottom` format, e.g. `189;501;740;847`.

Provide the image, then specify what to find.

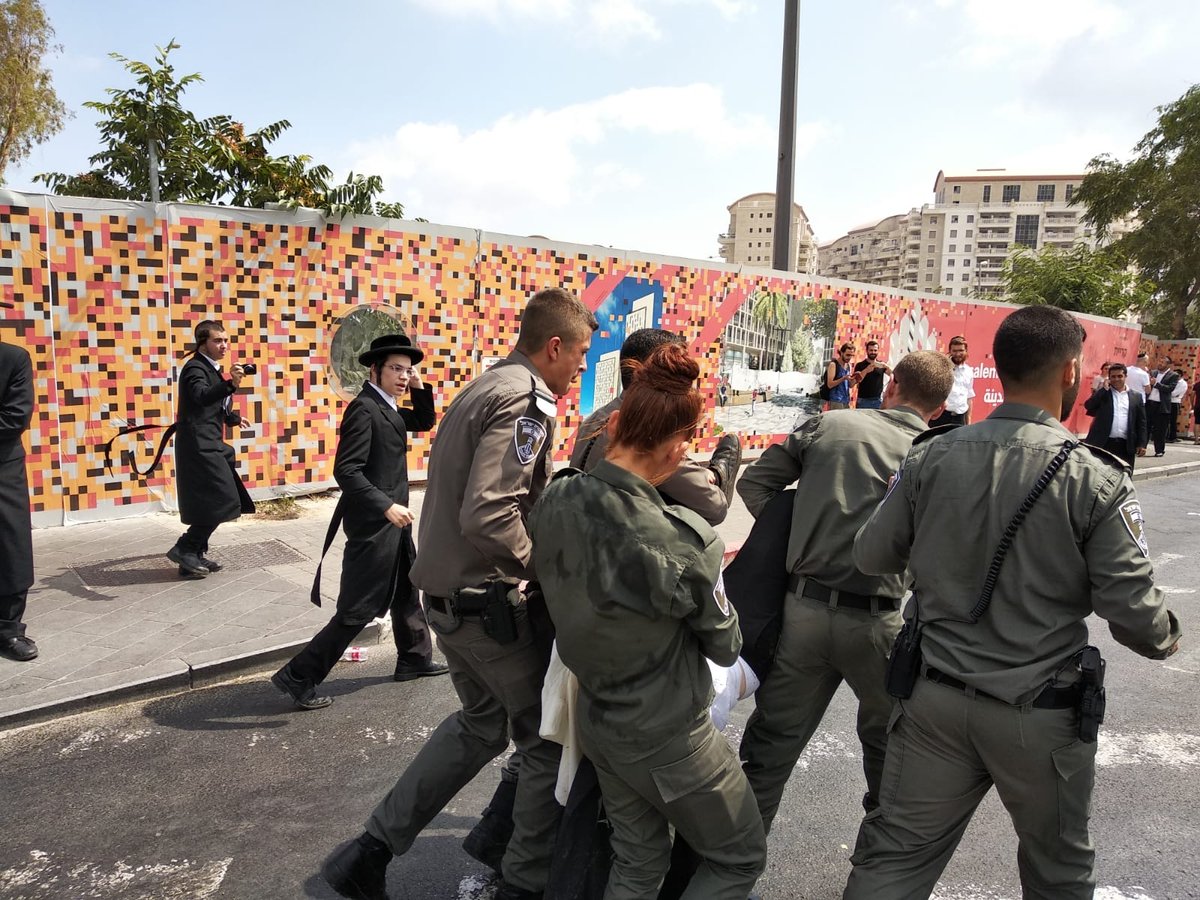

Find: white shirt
199;351;231;410
1171;378;1188;403
1109;388;1130;440
1126;365;1151;395
367;380;398;412
944;363;975;415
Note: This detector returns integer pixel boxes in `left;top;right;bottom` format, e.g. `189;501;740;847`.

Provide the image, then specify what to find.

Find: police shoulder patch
1118;499;1150;558
514;417;548;465
713;571;731;616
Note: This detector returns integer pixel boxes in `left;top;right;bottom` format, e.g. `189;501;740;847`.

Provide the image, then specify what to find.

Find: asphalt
4;440;1200;729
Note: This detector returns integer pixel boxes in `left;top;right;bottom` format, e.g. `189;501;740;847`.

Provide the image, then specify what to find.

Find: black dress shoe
0;635;38;662
198;554;223;572
271;665;333;710
321;833;392;900
166;545;210;577
708;433;744;505
178;567;207;580
393;659;449;682
494;881;543;900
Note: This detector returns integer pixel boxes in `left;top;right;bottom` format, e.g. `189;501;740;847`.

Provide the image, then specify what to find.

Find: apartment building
717;192;819;274
817;169;1119;298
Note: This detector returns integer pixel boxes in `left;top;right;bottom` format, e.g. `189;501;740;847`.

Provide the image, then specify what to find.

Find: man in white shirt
1169;371;1188;442
1126;352;1151;397
1084;363;1148;468
930;335;974;427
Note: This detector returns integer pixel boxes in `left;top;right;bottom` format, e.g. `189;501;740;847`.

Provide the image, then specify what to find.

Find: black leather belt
789;575;900;612
925;666;1080;709
424;592;488;617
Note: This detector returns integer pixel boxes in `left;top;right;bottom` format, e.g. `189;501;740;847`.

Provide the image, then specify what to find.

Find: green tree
999;243;1154;320
36;41;405;217
0;0;69;184
751;289;791;371
1074;84;1200;338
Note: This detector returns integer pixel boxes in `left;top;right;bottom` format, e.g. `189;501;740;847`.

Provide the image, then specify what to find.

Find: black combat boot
320;832;392;900
708;433;743;504
461;775;517;873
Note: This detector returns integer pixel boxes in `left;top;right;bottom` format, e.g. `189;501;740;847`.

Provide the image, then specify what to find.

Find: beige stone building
717;192;819;274
817;169;1123;298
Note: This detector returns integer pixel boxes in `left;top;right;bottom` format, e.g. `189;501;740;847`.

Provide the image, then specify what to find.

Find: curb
0;622;380;731
1132;459;1200;482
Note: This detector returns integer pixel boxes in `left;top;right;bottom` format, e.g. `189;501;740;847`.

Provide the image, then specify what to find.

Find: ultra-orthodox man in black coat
0;337;38;661
272;334;445;710
166;321;255;577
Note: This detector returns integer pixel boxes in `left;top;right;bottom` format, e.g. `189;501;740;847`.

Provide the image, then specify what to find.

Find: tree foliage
0;0;69;184
999;243;1154;321
36;41;405;218
1074;84;1200;338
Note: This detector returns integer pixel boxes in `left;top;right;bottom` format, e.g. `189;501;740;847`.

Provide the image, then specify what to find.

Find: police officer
530;342;765;899
844;306;1182;900
736;351;954;832
321;287;597;900
571;327;741;523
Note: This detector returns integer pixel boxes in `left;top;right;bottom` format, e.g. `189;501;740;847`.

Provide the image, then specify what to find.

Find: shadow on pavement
71;553;184;588
144;680;292;732
301;834;501;899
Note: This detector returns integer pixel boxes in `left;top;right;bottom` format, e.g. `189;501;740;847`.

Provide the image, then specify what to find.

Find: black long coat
331;384;435;621
175;354;255;525
0;341;34;595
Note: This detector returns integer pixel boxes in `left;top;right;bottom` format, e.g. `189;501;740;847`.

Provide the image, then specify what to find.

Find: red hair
609;343;702;453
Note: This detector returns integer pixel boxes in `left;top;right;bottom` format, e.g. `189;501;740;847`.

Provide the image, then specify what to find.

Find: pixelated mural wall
1;191;1148;526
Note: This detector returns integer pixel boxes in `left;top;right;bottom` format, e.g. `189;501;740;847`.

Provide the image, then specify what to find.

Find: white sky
6;0;1198;261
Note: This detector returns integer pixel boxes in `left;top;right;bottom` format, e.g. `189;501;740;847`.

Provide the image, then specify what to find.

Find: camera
240;363;257;375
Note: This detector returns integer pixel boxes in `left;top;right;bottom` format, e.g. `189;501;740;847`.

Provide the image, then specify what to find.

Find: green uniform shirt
530;460;741;760
855;402;1182;705
737;406;928;599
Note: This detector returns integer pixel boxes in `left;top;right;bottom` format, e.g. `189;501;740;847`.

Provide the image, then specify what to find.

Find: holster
1077;645;1106;743
455;583;519;645
886;620;923;699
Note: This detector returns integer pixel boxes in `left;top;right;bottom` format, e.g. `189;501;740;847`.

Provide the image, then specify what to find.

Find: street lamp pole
772;0;801;273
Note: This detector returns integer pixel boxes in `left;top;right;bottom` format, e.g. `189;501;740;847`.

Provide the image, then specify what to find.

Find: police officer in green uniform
844;306;1182;900
321;287;597;900
736;351;954;830
530;342;766;900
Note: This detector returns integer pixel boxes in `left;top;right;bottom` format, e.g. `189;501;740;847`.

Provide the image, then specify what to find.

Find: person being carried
271;334;444;711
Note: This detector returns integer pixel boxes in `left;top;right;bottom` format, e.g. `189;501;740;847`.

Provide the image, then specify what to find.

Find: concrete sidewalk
4;442;1200;729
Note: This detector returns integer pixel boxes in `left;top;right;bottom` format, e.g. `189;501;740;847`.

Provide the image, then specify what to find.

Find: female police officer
529;343;765;899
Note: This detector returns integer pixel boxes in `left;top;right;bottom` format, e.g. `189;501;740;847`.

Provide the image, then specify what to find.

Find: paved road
2;475;1198;900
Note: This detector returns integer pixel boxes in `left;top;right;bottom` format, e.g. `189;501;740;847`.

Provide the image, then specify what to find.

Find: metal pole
772;0;800;272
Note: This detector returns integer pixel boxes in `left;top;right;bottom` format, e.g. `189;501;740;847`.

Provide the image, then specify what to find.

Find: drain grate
72;539;310;587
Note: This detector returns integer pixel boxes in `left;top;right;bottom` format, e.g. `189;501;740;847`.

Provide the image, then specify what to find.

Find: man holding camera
165;320;255;578
271;334;442;710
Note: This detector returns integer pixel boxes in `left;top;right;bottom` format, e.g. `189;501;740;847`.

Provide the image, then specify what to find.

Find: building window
949;245;957;253
766;212;773;217
951;215;959;223
966;229;974;237
982;186;991;203
927;244;935;253
926;260;934;267
953;185;961;194
925;274;933;282
1003;184;1021;202
947;259;956;266
766;227;772;233
1015;214;1040;247
967;214;975;223
1037;184;1056;202
928;230;936;237
950;230;958;238
963;258;971;266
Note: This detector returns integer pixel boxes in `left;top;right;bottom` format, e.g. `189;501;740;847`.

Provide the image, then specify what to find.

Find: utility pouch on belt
1077;645;1106;743
480;582;519;645
886;616;923;699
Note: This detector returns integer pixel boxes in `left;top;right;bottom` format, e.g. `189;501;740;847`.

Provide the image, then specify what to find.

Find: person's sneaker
270;665;333;710
166;545;210;577
320;833;392;900
392;659;449;682
0;635;38;662
197;555;223;572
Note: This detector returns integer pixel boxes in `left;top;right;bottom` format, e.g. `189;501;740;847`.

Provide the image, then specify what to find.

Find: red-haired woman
530;343;766;899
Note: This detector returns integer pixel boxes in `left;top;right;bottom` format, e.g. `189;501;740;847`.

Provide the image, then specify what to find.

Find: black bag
817;364;832;401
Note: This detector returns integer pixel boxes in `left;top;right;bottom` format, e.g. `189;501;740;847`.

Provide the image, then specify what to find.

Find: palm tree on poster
751;289;793;372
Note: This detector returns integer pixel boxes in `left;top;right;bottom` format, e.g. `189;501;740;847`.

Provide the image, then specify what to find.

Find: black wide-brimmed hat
358;333;424;367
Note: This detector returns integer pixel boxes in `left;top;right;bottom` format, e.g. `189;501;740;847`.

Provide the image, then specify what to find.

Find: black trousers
1152;411;1172;455
1170;403;1181;441
177;520;220;555
1102;437;1136;469
287;573;432;687
0;590;28;640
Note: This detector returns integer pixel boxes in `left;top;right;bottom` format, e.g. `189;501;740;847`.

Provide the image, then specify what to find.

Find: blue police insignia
514;417;548;465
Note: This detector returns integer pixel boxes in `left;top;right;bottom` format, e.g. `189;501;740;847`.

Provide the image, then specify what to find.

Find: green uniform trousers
843;675;1096;900
740;591;901;829
366;605;562;893
581;713;766;900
